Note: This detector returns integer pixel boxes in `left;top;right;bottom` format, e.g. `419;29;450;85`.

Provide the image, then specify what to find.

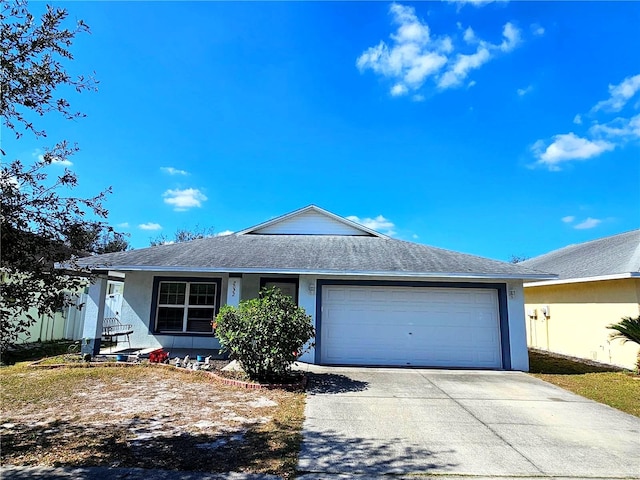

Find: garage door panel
324;344;384;363
325;311;391;329
474;291;496;303
323;326;407;346
321;285;502;368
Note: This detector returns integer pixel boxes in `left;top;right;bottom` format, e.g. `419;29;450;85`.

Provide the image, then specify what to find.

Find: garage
319;284;503;368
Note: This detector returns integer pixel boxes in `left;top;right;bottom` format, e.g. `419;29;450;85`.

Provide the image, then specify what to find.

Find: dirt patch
1;364;306;476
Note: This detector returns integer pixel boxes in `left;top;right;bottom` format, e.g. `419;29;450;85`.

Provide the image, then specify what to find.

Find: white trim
90;265;553;281
524;272;639;287
235;205;388;238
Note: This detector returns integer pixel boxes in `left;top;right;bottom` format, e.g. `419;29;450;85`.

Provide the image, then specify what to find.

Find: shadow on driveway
298;428;456;474
306;373;369;394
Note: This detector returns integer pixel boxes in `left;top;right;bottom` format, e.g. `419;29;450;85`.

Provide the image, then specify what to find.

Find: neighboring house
77;205;552;371
13;280;124;345
15;308;69;345
13;292;85;345
521;230;640;370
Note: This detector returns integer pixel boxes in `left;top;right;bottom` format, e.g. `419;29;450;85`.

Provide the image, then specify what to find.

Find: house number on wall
231;280;237;297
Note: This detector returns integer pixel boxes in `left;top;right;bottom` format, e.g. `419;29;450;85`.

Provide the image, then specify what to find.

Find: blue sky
6;0;640;260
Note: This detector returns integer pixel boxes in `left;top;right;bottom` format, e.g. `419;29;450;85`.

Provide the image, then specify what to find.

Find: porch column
81;275;108;356
226;276;242;307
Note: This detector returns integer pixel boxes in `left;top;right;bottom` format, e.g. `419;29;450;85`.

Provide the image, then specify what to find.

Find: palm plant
608;315;640;370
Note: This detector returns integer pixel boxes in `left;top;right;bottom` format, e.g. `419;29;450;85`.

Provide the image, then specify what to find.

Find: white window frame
155;281;217;334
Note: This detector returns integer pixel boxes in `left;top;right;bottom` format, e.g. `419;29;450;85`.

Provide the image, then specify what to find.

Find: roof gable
237;205;386;237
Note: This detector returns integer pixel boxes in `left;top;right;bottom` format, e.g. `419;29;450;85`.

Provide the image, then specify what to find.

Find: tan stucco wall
524;278;640;369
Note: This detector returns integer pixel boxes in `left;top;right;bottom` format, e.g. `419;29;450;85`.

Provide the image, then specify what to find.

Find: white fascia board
85;265;553;281
524;272;638;287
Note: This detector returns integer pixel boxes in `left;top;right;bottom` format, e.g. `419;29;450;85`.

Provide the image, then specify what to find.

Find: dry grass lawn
0;362;305;477
529;350;640;418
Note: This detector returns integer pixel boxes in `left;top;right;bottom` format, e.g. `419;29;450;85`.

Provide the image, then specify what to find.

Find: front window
155;281;217;333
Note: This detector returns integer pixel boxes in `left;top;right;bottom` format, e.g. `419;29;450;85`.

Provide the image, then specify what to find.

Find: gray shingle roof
77;235;551;279
520;229;640;280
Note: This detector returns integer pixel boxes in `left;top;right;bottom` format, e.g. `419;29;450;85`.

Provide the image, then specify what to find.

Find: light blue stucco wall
107;271;527;370
118;271;228;351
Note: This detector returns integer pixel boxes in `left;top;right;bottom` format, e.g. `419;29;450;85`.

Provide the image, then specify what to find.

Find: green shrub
214;287;315;381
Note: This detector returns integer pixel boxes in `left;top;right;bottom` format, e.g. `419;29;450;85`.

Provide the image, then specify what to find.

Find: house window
155;280;218;333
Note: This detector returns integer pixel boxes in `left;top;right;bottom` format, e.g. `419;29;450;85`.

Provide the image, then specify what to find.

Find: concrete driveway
297;366;640;479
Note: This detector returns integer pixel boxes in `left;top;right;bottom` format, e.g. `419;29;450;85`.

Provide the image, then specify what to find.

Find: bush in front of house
214;287;315;381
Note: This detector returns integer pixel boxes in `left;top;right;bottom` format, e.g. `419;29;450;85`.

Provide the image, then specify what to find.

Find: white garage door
320;285;502;368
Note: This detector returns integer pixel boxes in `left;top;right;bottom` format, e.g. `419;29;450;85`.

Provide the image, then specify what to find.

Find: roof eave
524;272;639;287
81;264;555;281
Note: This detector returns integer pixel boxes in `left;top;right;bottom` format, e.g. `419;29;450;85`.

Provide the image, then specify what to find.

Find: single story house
521;229;640;370
77;205;552;371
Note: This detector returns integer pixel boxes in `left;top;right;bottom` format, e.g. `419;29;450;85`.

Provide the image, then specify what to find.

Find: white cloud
390;3;430;43
517;85;533;96
561;215;602;229
592;73;640;113
437;23;521;89
346;214;397;236
532;133;615;170
356;4;454;95
531;24;545;36
391;83;409;96
357;4;522;97
530;75;640;170
589;113;640;140
51;157;73;167
412;94;425;102
499;22;521;52
38;153;72;167
4;175;20;191
162;188;207;211
574;217;601;230
438;46;491;89
468;80;477;88
139;222;162;231
161;166;189;176
117;222;130;229
449;0;502;6
463;27;476;44
215;230;234;237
